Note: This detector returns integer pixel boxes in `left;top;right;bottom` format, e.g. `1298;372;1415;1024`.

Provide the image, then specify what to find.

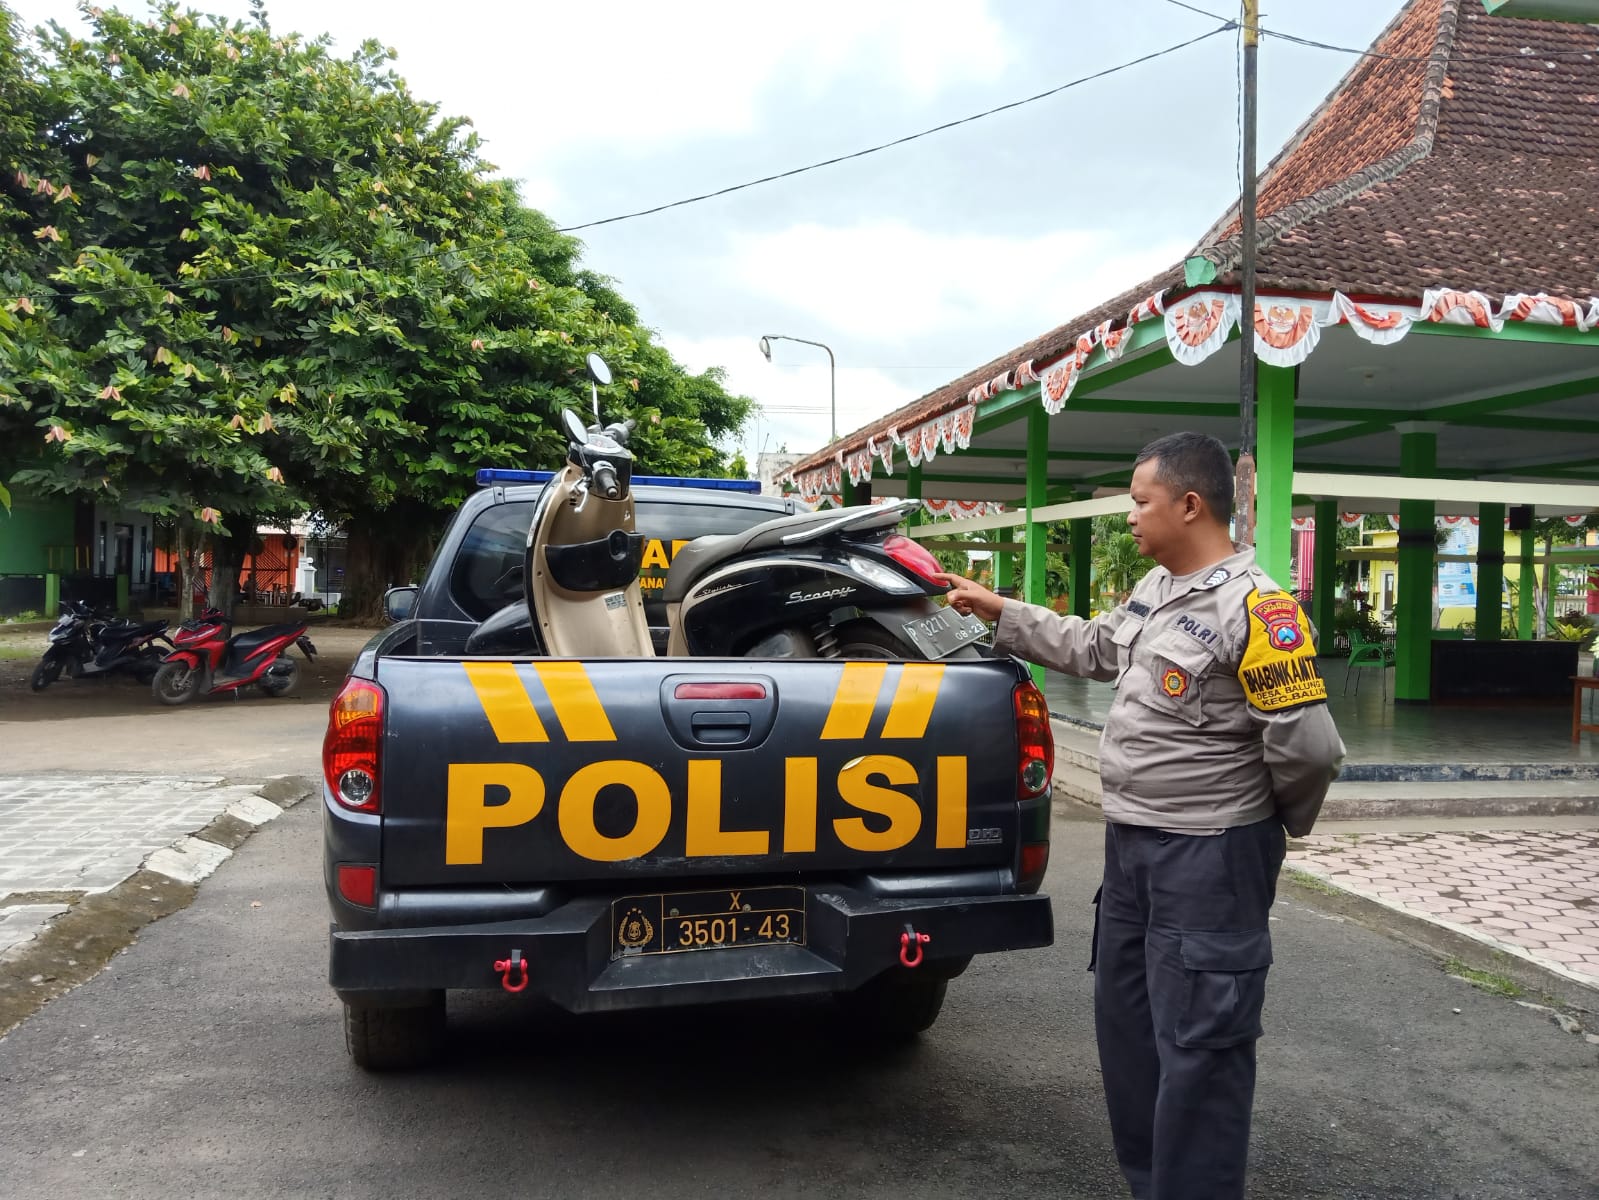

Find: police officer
937;431;1345;1200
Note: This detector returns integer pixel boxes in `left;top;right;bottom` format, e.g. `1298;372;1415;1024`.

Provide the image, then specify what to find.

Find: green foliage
0;2;752;612
1550;610;1597;650
1090;514;1152;609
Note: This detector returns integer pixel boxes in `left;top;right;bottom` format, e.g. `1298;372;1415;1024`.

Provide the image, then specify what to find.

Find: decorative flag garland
778;285;1598;496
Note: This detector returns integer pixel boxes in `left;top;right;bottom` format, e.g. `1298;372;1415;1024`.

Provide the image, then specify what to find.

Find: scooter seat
230;623;303;658
663;505;884;603
101;618;168;641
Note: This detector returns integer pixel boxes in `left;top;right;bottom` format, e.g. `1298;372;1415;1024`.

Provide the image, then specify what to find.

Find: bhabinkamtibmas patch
1237;588;1327;711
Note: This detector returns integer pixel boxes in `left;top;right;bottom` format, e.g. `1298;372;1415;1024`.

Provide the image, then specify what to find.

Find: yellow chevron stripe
533;661;617;742
462;662;549;743
880;663;945;739
820;662;886;740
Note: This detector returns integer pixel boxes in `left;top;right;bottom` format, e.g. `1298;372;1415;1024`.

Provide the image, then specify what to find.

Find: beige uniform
993;546;1345;836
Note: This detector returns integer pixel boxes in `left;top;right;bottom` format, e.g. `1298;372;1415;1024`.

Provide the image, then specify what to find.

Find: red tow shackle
494;949;529;993
899;924;931;969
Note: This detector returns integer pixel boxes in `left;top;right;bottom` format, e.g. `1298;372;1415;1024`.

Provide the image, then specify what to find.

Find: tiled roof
788;0;1599;479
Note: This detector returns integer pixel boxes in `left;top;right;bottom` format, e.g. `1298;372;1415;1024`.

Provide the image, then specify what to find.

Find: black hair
1133;432;1233;523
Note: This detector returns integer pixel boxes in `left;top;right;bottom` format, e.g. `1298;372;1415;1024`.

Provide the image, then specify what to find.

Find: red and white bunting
1498;293;1595;332
1127;290;1166;327
902;404;977;467
1339;512;1363;529
1331;293;1416;345
1420;288;1502;332
1291;516;1315;531
1166;294;1240;366
1564;513;1589;527
1254;299;1330;367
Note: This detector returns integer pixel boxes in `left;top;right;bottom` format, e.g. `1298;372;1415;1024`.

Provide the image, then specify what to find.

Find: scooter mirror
562;409;589;446
585;353;612;387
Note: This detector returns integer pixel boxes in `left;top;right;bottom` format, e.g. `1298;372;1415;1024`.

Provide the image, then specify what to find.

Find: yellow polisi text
443;756;970;865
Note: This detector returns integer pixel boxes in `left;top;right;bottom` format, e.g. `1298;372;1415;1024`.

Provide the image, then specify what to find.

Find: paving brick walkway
1289;827;1599;989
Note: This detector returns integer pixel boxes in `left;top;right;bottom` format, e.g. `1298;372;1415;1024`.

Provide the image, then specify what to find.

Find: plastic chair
1345;629;1394;697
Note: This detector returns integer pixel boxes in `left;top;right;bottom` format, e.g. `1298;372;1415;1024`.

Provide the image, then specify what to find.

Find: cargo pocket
1174;928;1273;1049
1139;631;1212;727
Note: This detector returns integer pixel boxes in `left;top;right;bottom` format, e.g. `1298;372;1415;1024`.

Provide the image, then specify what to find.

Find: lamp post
759;334;836;442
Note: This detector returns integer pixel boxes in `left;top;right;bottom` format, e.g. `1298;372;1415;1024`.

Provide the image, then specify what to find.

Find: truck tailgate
375;655;1031;887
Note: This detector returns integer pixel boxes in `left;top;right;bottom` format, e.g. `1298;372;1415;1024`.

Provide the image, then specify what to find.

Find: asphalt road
1;797;1594;1200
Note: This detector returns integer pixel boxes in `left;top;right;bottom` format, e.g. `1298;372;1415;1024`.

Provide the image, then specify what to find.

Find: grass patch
1444;957;1522;998
0;644;39;660
1283;866;1344;897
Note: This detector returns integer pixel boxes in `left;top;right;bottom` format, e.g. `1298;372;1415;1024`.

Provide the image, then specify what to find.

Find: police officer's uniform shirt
993;545;1345;836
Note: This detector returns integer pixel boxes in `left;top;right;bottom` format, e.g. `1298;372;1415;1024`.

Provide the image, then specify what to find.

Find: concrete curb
0;774;317;1036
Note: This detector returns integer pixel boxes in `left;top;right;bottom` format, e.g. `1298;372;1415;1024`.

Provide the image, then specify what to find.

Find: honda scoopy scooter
483;353;983;661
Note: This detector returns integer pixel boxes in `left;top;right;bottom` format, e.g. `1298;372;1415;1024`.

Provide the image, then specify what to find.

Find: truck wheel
838;969;948;1039
343;992;446;1071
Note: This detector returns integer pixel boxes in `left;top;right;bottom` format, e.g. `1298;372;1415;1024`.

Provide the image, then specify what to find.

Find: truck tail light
1013;681;1054;799
324;677;385;813
881;534;946;587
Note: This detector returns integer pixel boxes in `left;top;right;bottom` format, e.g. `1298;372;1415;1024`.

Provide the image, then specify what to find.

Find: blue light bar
475;468;761;493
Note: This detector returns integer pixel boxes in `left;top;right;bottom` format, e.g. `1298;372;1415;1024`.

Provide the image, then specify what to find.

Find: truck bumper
330;887;1053;1014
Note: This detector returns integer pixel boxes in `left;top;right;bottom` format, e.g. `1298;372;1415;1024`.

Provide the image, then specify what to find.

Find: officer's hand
933;572;1005;623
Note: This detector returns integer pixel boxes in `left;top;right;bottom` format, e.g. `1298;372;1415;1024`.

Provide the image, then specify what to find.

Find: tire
152;661;202;706
344;993;446;1071
132;650;162;685
259;656;298;697
29;658;62;692
831;619;981;661
836;968;948;1039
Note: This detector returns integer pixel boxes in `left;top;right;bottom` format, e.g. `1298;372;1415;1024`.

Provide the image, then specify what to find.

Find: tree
1091;513;1153;610
0;2;753;618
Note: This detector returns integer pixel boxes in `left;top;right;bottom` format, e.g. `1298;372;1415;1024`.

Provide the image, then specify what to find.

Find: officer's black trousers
1092;817;1286;1200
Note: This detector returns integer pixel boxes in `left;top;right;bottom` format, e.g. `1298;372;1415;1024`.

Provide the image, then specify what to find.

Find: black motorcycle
30;600;173;691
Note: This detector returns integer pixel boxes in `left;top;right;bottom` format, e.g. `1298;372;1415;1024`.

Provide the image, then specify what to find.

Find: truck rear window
449;496;786;624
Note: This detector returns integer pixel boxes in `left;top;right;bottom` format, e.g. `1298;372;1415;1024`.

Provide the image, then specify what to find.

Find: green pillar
840;476;858;507
1311;499;1338;646
1517;525;1538;640
995;527;1015;596
44;571;60;616
116;572;131;615
1395;430;1437;702
1475;504;1504;641
1023;407;1049;686
1069;516;1092;619
1254;364;1296;585
904;464;923;528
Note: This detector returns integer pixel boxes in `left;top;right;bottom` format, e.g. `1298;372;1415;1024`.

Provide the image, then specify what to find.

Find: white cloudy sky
14;0;1403;465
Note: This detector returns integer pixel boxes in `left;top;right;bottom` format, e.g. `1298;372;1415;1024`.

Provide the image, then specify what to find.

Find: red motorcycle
151;607;317;706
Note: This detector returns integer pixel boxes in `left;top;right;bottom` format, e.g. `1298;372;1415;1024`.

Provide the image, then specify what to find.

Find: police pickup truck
324;475;1055;1069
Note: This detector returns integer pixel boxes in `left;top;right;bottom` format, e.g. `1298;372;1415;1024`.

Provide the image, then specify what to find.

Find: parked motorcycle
465;353;984;661
30;600;173;692
150;607;317;706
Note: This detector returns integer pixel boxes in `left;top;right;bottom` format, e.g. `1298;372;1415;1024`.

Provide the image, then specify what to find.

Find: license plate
610;885;805;959
899;608;988;659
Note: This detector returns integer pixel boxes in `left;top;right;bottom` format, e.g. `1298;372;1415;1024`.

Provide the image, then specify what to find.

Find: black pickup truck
324;483;1055;1070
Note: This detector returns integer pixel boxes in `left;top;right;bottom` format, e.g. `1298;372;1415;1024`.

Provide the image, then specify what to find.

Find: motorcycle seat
230;623;304;658
103;619;168;639
663;504;889;603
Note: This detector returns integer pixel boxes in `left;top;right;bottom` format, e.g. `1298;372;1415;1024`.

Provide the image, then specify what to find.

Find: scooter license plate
899;609;987;659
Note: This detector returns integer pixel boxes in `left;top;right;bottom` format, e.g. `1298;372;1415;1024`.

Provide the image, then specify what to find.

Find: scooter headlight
845;554;923;596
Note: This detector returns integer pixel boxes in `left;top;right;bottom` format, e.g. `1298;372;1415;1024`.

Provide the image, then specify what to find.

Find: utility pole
1233;0;1260;544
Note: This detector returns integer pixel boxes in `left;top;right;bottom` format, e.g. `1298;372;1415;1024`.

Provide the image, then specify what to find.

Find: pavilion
781;0;1599;704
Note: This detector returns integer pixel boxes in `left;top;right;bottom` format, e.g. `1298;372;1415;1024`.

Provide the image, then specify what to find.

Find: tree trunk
340;503;442;625
208;532;240;622
175;522;195;623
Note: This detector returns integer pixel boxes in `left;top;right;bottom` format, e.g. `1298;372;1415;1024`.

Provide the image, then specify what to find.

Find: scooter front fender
160;649;204;670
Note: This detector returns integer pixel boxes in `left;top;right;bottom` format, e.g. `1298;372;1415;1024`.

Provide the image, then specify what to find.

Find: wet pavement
1289;819;1599;991
1043;655;1599;772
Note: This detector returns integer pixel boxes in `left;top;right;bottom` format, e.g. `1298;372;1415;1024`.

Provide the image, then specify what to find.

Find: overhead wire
15;23;1234;302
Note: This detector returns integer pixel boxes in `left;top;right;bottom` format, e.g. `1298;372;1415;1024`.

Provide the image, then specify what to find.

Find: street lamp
759;334;836;442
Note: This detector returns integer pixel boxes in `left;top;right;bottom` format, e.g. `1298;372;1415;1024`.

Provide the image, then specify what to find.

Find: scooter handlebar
591;461;621;500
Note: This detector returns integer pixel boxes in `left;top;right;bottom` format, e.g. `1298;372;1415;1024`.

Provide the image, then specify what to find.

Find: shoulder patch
1237;587;1326;712
1201;566;1232;587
